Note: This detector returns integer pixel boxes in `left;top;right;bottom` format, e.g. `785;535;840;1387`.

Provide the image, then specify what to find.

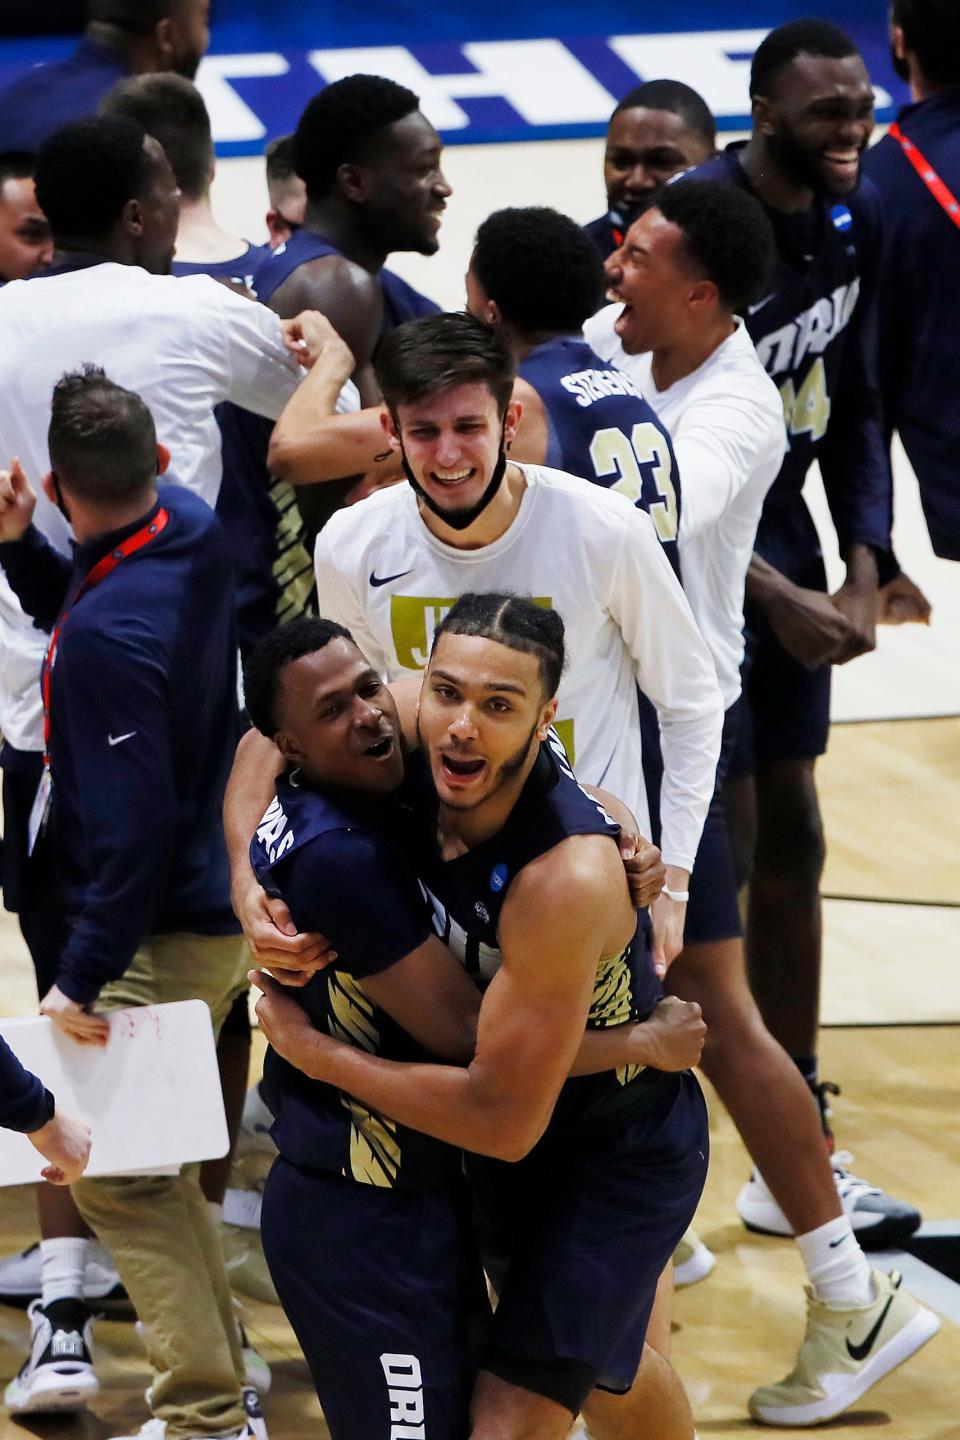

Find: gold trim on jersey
269;476;315;625
589;943;646;1089
328;971;401;1188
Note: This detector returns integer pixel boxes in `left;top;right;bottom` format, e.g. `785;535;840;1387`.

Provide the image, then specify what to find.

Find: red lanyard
889;122;960;231
41;508;170;764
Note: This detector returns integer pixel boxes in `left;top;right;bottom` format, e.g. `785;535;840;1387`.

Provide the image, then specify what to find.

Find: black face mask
50;472;71;525
400;416;509;533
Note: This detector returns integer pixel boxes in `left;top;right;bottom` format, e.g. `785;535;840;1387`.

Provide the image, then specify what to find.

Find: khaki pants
72;932;249;1440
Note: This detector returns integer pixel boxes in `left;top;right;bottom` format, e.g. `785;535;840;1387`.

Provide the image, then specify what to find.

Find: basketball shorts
728;494;832;777
469;1071;708;1414
261;1159;490;1440
684;700;743;945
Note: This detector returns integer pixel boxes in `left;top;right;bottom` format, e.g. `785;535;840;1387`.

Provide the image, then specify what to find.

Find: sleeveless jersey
251;229;440;330
688;144;892;572
250;774;462;1191
519;334;682;577
172;248;314;655
403;731;670;1140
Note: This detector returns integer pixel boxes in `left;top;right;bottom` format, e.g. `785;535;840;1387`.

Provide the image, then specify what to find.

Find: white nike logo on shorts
108;732;137;746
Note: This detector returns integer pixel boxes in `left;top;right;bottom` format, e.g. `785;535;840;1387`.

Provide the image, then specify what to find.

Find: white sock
84;1238;113;1276
40;1237;89;1306
796;1216;874;1307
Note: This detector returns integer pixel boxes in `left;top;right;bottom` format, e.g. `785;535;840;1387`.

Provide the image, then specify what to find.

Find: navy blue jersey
689;146;894;572
583;211;625;262
405;731;668;1140
0;37;127;154
863;90;960;561
172;249;315;655
172;245;269;292
251;229;440;331
251;773;462;1191
519;334;682;577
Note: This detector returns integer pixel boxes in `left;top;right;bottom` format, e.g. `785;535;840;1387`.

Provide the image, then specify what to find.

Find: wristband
662;887;689;903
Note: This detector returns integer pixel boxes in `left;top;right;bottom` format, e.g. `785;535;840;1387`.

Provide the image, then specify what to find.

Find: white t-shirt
584;307;786;708
0;261;327;751
314;464;723;872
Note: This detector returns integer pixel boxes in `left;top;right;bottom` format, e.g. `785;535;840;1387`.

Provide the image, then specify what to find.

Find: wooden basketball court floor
2;135;960;1438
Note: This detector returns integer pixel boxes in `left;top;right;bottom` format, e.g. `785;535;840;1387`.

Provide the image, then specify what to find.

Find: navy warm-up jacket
0;485;241;1005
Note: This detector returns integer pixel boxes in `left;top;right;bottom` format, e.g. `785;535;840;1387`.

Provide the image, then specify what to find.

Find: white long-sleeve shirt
314;464;723;871
0;262;305;751
584;307;786;708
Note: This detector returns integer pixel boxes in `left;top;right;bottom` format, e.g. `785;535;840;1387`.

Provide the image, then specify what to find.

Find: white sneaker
673;1227;716;1288
109;1406;267;1440
736;1153;922;1249
3;1297;99;1414
0;1240;130;1311
748;1269;939;1426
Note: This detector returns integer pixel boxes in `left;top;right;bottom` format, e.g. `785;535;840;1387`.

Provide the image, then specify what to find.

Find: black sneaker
3;1296;99;1413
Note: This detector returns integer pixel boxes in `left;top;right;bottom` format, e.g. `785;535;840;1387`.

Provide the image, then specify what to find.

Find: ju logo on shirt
389;594;554;670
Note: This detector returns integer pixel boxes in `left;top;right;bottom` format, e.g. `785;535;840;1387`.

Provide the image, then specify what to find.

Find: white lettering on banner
610;30;767;116
308;41;615;130
196;53;290;142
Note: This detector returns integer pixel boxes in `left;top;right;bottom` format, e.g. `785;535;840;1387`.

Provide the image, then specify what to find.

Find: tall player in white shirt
586;180;935;1426
313;311;723;970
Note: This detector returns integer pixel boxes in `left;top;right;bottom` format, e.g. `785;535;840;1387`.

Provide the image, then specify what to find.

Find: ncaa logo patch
490;863;509;892
830;204;854;233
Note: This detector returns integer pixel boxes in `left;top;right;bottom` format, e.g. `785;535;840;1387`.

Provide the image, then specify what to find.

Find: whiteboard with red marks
0;1001;228;1186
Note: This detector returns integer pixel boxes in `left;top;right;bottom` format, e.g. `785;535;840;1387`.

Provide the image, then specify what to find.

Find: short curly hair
658;180;775;314
293;75;421;201
34;115;149;243
244;617;356;738
612;79;715;150
750;19;860;99
471;207;605;335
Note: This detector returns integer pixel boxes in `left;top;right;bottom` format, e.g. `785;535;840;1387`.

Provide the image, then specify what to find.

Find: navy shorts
261;1160;490;1440
684;702;743;946
469;1072;708;1415
728;495;831;777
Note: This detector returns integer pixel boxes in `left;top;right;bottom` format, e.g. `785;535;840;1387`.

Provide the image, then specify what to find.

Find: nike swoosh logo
108;731;137;747
748;294;775;315
829;1235;849;1248
846;1294;894;1361
369;569;413;588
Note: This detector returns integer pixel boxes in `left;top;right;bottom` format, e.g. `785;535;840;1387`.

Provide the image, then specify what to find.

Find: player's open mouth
363;734;395;760
821;149;860;178
440;753;486;785
613;302;633;334
429;468;474;488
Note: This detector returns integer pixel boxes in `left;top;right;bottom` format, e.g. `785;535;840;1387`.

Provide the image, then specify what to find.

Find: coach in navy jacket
0;368;251;1440
862;0;960;562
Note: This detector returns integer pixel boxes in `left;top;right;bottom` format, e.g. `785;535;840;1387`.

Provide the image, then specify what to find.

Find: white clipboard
0;1000;228;1186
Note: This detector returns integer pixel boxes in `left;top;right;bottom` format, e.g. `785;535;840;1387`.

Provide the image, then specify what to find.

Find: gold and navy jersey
519;334;682;579
250;775;462;1191
404;732;671;1139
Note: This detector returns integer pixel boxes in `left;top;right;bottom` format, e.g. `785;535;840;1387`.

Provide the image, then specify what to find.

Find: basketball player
863;0;960;564
267;207;681;574
0;155;52;283
586;178;938;1423
247;596;709;1440
306;312;722;978
688;20;928;1202
252;73;448;532
264;136;307;251
584;79;716;260
0;0;211;154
